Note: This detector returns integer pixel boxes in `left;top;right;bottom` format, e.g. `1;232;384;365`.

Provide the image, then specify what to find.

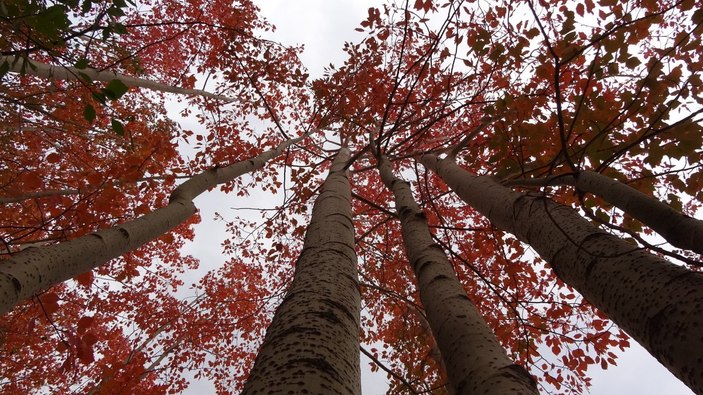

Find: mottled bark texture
0;135;307;315
241;148;361;395
421;154;703;394
506;171;703;255
573;171;703;255
377;155;538;395
1;55;235;102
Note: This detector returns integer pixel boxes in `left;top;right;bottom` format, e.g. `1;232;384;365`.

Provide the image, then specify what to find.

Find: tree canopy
1;0;702;394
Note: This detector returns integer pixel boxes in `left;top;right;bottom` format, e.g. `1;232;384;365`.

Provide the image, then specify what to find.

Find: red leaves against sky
1;0;702;394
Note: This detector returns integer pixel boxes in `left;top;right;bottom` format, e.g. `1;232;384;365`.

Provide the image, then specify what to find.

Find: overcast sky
177;1;694;394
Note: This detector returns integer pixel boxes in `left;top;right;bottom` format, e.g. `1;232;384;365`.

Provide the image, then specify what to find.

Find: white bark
378;155;537;395
1;55;235;102
421;154;703;394
0;189;81;204
505;171;703;254
574;171;703;255
241;148;360;394
0;134;308;314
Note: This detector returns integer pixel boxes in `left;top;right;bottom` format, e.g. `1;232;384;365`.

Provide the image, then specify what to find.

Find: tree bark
505;171;703;255
0;175;193;204
1;55;235;102
421;154;703;394
241;148;361;395
0;134;307;315
377;155;538;395
0;189;81;204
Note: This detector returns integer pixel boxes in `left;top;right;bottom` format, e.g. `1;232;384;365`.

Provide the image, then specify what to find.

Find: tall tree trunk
421;154;703;394
377;155;537;395
241;148;361;395
1;55;235;102
573;170;703;255
0;134;307;315
505;170;703;255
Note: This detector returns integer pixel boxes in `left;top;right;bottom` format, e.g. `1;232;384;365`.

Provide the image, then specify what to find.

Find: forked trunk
241;148;361;394
378;155;538;395
421;154;703;394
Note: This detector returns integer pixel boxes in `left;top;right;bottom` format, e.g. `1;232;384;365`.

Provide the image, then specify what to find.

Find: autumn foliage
1;0;702;394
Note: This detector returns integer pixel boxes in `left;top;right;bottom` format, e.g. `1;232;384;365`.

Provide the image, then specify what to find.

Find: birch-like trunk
0;176;191;204
377;155;537;395
0;189;81;204
505;171;703;255
1;55;234;101
241;148;360;395
573;171;703;255
0;134;307;315
421;154;703;394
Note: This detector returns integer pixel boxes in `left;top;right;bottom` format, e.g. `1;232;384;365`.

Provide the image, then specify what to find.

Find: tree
242;148;361;394
376;150;538;394
1;0;702;394
504;169;703;255
0;132;308;315
420;152;703;393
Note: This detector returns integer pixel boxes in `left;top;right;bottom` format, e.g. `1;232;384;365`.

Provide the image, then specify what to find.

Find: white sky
177;1;695;394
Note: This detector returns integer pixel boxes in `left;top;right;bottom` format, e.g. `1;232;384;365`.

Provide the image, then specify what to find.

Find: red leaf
46;152;61;164
77;316;94;334
40;292;60;315
20;173;43;190
27;318;36;335
74;271;94;288
83;334;99;348
86;173;103;186
56;341;68;352
60;353;75;373
77;339;95;364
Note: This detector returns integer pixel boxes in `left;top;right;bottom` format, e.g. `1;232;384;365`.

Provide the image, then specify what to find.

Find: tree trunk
377;155;538;395
0;189;81;204
573;170;703;255
505;170;703;255
0;175;192;204
421;154;703;394
241;148;361;395
0;134;307;315
1;55;235;102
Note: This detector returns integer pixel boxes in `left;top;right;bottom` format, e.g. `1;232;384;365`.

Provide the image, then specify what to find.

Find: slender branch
1;55;235;101
351;191;397;218
445;117;494;159
0;189;81;204
360;346;420;395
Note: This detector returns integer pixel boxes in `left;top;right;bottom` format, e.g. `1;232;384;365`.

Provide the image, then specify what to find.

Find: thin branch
360;345;420;395
1;56;236;102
